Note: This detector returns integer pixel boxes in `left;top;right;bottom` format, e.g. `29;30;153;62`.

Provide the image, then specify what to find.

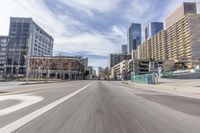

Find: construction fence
131;68;200;84
131;73;158;84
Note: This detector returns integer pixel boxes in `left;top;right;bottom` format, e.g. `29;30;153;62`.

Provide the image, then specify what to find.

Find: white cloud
0;0;82;37
111;26;126;40
0;0;119;56
124;0;151;22
55;33;119;56
59;0;120;16
1;0;180;68
160;0;199;20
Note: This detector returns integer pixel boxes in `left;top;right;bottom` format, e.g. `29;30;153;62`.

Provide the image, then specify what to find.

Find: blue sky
0;0;198;70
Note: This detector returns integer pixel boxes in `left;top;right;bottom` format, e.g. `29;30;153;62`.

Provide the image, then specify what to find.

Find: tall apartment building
0;36;9;77
140;30;166;60
165;2;197;28
165;14;200;62
6;17;54;77
109;54;131;69
138;14;200;66
145;22;164;40
127;23;141;53
121;44;128;55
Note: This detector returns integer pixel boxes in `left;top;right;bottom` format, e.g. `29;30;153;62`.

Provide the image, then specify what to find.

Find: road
0;80;200;133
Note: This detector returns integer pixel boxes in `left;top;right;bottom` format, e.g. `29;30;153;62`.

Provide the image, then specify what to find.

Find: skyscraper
165;2;197;28
145;27;148;41
6;17;54;77
127;23;141;54
145;22;164;40
121;44;127;55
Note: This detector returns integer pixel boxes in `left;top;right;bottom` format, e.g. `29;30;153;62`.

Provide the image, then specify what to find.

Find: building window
1;48;6;51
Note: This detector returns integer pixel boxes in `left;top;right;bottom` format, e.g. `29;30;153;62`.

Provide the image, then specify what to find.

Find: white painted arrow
0;94;44;116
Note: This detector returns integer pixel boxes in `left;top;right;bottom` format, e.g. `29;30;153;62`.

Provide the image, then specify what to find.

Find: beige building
139;30;166;61
139;14;200;66
143;30;165;60
165;2;196;28
111;60;129;80
131;50;139;60
165;14;200;62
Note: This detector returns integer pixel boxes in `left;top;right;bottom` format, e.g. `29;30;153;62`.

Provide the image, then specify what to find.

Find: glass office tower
6;17;54;77
127;23;141;54
145;22;164;40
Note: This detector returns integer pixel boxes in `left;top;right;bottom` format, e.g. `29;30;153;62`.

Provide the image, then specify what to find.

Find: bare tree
58;52;64;80
163;60;175;71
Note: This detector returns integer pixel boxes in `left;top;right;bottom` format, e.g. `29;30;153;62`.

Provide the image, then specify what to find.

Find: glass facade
127;23;141;53
145;22;163;40
121;44;127;55
5;17;54;77
0;36;9;76
6;18;31;76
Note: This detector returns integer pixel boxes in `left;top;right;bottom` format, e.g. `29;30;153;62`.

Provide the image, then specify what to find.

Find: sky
0;0;199;70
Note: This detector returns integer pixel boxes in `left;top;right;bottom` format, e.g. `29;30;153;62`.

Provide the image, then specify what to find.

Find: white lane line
126;91;136;96
0;94;43;116
0;82;94;133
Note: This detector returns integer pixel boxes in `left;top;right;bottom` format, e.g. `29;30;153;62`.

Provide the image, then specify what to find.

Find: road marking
0;86;56;96
0;94;43;116
0;82;94;133
126;91;136;96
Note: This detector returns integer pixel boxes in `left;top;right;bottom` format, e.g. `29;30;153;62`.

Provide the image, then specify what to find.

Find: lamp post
24;37;32;84
23;54;30;84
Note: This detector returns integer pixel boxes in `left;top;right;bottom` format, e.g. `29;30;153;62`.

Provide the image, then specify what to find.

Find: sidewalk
125;78;200;99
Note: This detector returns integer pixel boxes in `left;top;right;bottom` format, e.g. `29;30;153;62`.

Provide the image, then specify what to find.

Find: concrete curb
120;81;200;99
19;80;69;86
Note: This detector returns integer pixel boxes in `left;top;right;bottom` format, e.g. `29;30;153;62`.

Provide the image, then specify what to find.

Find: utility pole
69;59;72;81
4;37;9;79
25;54;30;84
26;37;33;84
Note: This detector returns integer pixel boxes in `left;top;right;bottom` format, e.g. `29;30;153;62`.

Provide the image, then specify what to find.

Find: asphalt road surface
0;80;200;133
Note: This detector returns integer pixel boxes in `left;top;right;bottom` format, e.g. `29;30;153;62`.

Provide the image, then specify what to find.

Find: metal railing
161;69;200;78
161;71;175;78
